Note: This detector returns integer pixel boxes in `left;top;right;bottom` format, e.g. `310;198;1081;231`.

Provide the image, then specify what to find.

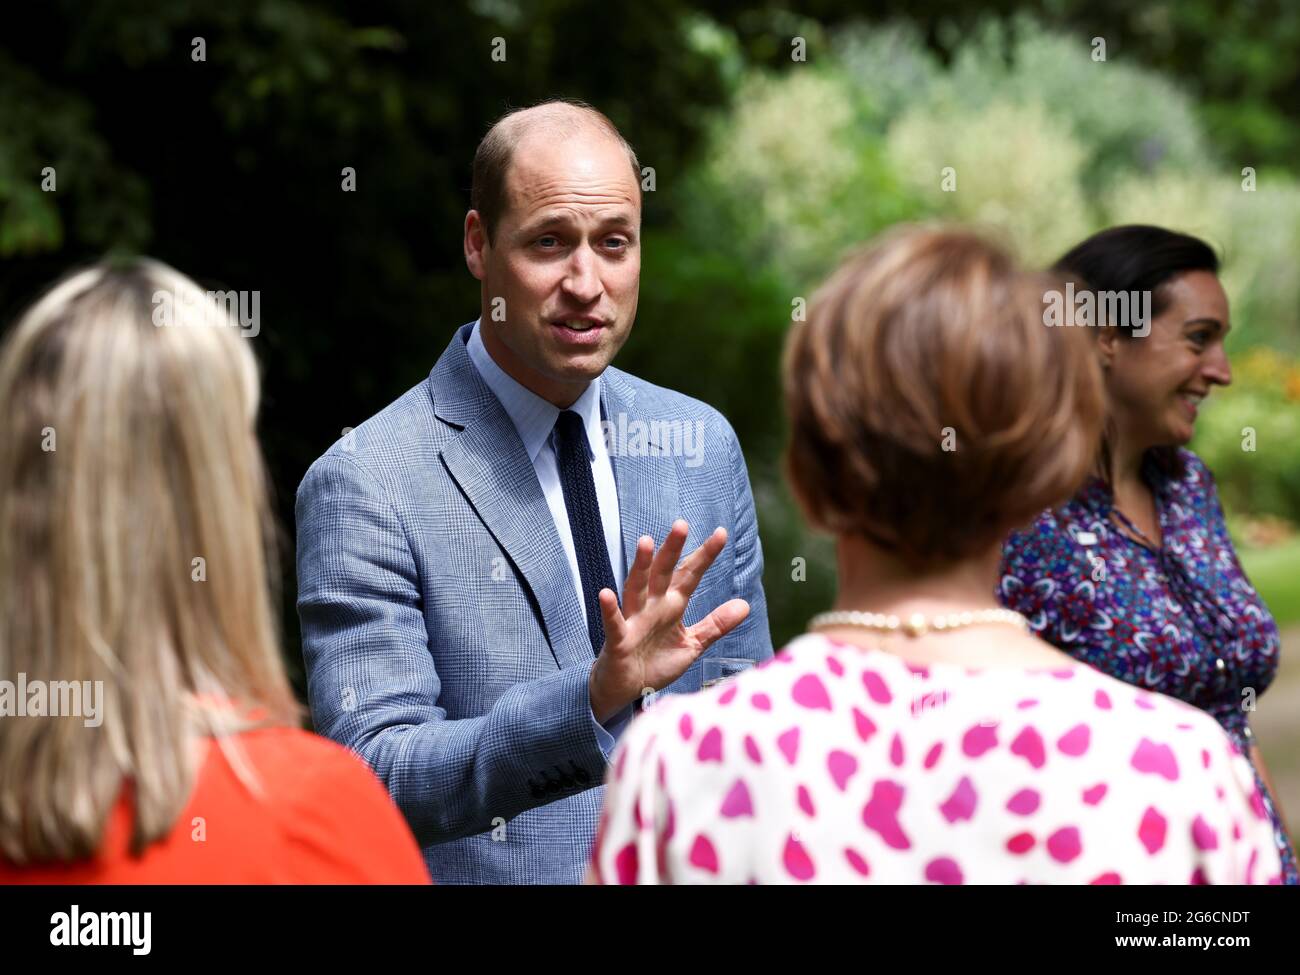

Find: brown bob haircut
783;225;1105;567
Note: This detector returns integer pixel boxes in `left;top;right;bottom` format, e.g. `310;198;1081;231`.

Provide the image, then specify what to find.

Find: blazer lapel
601;370;681;581
430;326;592;671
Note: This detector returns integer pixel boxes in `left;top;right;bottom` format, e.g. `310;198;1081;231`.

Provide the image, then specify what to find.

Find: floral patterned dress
590;633;1281;884
999;447;1297;884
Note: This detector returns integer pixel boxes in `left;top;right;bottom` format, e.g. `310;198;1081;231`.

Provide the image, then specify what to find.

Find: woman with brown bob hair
591;226;1281;884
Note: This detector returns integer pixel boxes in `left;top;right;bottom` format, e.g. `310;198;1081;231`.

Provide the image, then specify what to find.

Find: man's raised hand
588;520;750;723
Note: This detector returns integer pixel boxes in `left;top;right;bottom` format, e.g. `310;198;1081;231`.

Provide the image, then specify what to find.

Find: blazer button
527;778;545;799
571;763;592;786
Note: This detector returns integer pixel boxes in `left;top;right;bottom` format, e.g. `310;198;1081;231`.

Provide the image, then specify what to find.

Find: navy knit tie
554;409;618;655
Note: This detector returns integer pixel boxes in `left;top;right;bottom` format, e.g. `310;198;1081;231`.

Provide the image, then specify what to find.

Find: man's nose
561;246;603;304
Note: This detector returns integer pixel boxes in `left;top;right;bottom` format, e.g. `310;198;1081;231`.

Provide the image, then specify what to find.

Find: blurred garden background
2;1;1298;832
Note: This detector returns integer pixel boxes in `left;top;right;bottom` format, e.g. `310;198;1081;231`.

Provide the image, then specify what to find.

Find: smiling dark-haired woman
1000;225;1296;884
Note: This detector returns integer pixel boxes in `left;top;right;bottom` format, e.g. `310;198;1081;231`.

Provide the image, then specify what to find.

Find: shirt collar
466;319;604;462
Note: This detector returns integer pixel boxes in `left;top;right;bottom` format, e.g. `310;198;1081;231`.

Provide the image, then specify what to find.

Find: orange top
0;727;430;884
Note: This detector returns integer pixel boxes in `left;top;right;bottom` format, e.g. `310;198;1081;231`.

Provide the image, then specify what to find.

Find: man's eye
1189;331;1210;348
605;237;628;250
536;236;560;248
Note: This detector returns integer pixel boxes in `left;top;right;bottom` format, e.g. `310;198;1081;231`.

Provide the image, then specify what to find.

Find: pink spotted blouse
590;633;1283;884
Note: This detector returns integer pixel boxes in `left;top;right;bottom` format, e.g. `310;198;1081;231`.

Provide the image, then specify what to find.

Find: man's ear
464;210;489;280
1096;329;1119;370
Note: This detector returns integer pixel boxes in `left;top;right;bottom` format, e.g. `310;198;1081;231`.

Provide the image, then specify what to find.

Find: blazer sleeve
718;416;774;663
296;452;616;848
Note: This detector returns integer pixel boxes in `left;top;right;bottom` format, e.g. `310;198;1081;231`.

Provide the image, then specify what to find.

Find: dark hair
1052;225;1221;483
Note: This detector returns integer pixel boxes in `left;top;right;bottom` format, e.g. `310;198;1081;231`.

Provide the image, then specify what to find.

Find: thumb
686;598;750;650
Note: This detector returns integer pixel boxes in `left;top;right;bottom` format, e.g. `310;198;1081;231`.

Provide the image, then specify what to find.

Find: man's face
466;130;641;407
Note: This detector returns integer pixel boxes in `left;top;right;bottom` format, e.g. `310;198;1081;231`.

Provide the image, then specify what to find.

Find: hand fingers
620;535;654;618
598;588;628;649
686;598;751;651
647;519;688;598
669;526;727;600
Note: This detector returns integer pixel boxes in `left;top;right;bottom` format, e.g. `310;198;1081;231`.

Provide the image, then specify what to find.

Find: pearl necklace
808;608;1030;638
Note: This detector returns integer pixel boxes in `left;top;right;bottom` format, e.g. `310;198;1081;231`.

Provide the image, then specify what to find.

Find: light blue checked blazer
296;322;773;884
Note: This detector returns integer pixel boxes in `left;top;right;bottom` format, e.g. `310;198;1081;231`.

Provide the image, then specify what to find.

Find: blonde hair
0;259;299;863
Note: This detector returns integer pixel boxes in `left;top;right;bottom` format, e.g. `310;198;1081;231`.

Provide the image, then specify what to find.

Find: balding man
296;100;773;884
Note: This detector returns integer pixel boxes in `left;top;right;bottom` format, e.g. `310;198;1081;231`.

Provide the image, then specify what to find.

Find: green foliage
684;65;924;287
0;52;150;257
1050;0;1300;169
679;13;1300;627
5;2;1300;663
1193;347;1300;521
887;96;1093;261
930;17;1211;193
1239;536;1300;629
623;228;789;459
623;229;839;646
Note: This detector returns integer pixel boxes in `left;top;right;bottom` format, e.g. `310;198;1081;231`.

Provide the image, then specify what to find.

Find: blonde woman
0;260;427;883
